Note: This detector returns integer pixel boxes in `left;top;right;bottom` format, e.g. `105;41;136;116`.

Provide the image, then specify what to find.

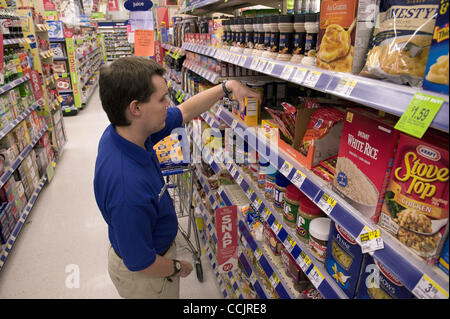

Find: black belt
113;243;172;260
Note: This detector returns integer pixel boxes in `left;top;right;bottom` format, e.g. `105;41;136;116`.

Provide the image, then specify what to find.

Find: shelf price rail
182;42;449;132
216;105;449;299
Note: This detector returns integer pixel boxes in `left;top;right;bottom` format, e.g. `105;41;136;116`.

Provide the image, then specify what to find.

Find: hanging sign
107;0;120;11
134;29;154;56
124;0;153;11
215;206;238;274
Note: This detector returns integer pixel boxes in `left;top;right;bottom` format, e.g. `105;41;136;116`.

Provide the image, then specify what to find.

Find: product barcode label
280;65;294;80
250;58;259;69
317;192;337;215
293;67;308;83
264;62;275;74
279;161;293;177
236;174;244;185
334;78;357;96
358;227;384;253
271;220;282;235
292;170;306;189
296;251;311;272
412;274;449;299
308;266;325;288
303;71;322;87
269;273;280;287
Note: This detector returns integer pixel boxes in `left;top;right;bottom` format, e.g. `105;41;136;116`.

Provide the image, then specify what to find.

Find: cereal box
422;0;449;94
356;254;414;299
379;133;449;264
333;109;399;223
325;220;368;298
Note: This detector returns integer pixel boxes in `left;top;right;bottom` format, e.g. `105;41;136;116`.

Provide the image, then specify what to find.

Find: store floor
0;87;223;299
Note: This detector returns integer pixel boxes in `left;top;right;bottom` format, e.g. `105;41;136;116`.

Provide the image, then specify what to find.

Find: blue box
325;220;367;298
356;254;414;299
422;0;449;94
438;237;449;275
47;21;64;40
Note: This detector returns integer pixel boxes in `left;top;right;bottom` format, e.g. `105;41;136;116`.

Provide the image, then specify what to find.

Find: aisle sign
134;29;154;57
394;93;445;138
215;206;238;273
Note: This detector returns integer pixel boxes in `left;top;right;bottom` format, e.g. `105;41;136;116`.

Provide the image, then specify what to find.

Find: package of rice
360;0;440;87
333;109;399;223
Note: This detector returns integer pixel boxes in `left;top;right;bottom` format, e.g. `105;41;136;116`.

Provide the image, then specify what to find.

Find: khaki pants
108;242;180;299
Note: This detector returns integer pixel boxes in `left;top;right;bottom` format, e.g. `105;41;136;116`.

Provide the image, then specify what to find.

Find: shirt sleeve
109;204;158;271
150;106;183;145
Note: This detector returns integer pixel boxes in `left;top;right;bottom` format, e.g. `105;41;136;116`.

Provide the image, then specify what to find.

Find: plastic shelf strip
0;100;40;140
0;74;31;96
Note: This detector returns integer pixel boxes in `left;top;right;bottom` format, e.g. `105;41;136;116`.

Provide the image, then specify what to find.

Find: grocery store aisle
0;87;222;299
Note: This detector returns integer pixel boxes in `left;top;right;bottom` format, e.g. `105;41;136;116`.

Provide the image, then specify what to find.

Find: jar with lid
302;13;319;66
273;173;290;210
309;217;331;262
222;19;230;49
277;14;294;61
296;195;325;243
229;18;237;49
265;165;278;201
291;14;306;63
253;17;265;56
234;18;245;53
262;16;273;58
243;17;254;55
283;185;304;228
269;15;280;59
258;160;270;189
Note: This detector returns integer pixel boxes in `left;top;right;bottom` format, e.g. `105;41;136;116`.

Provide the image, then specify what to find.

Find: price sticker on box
280;161;293;177
412;274;449;299
296;251;311;272
334;78;357;96
264;62;275;74
292;170;306;189
303;70;322;87
358;226;384;253
308;266;325;288
280;65;294;80
317;192;337;215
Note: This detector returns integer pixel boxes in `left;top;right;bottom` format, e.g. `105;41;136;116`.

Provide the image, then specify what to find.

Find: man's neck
115;125;147;150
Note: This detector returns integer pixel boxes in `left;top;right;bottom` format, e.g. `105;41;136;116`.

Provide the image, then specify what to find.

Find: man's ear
129;100;141;117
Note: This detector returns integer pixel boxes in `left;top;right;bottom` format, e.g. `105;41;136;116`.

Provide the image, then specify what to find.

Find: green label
394;93;445;138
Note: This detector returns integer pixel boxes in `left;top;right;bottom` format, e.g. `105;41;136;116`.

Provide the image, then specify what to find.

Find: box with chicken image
379;132;449;265
316;0;378;74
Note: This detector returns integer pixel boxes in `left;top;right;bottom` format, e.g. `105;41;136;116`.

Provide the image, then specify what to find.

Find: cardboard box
325;220;367;298
356;254;414;299
422;0;449;94
237;96;260;128
332;108;399;223
379;132;449;264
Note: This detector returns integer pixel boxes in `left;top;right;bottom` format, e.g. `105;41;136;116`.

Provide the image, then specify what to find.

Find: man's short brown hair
99;57;165;126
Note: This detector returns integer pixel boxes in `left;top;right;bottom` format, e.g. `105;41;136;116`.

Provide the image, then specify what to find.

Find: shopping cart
156;134;204;282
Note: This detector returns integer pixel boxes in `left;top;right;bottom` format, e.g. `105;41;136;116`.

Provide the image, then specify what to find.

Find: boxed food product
361;0;440;86
47;21;64;39
422;0;449;94
237;94;260;128
379;132;449;264
56;77;71;91
52;61;67;74
438;237;449;275
333;108;399;223
50;43;65;57
356;254;414;299
316;0;378;74
325;220;367;298
263;220;282;256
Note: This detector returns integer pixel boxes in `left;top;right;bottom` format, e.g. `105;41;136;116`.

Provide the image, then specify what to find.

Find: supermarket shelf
162;43;186;58
0;173;48;271
39;49;54;59
0;125;49;189
0;100;41;141
201;233;229;299
49;38;66;42
62;105;78;116
183;60;220;84
3;38;27;45
77;47;101;65
178;0;280;14
216;104;449;299
53;57;68;61
182;43;449;132
0;74;31;96
58;89;73;94
82;80;99;105
80;58;103;89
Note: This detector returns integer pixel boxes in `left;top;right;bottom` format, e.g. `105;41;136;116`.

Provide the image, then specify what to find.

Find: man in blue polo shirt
94;57;258;298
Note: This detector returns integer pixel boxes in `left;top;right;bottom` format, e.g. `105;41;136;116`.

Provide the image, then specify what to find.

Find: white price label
246;188;254;199
256;248;264;261
261;208;271;220
207;155;214;165
292;170;306;189
231;119;238;129
334;78;357;96
281;65;294;80
239;55;247;66
284;235;297;253
358;227;384;253
308;266;325;288
279;161;293;177
226;161;233;170
296;251;312;272
293;67;308;83
257;60;267;72
250;274;257;285
254;199;262;211
269;273;280;287
412;275;449;299
250;58;259;70
236;174;244;185
230;166;237;176
271;220;282;235
264;62;275;74
303;71;322;87
317;192;337;215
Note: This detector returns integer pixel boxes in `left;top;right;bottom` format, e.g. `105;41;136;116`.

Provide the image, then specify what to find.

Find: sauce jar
273;173;290;210
302;13;319;66
235;18;245;53
283;185;304;228
258;160;270;189
244;17;254;54
254;17;265;56
291;14;306;63
264;165;278;201
277;14;294;61
296;195;325;243
262;16;273;58
268;15;280;59
309;217;331;263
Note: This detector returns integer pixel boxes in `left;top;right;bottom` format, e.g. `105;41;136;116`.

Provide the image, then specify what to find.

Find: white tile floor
0;87;223;299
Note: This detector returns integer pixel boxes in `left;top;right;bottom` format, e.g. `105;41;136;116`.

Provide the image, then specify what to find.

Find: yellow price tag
317;192;337;215
360;229;381;243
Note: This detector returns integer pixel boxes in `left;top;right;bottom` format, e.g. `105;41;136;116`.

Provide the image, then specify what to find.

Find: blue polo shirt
94;107;183;271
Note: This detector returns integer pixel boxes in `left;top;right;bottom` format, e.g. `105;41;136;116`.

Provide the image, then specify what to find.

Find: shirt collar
107;124;154;166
